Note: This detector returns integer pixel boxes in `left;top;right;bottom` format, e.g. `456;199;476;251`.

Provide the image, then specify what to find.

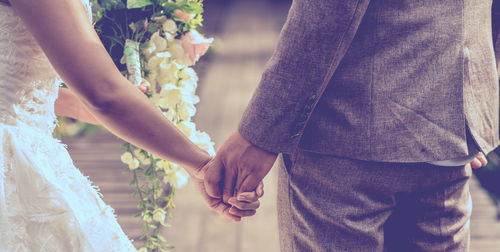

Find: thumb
204;158;224;199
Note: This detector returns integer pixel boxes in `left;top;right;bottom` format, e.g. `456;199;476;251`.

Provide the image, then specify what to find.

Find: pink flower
181;30;214;65
138;79;151;93
173;9;196;22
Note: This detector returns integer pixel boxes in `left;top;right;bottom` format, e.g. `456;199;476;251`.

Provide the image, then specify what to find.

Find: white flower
178;102;196;121
156;160;171;171
142;213;153;223
141;41;156;59
193;131;216;156
163;169;189;189
158;62;181;84
151;31;168;52
195;131;214;145
183;93;200;105
178;79;197;93
120;152;134;164
133;149;151;166
128;159;140;170
163;109;176;121
156;51;172;58
139;158;151;166
133;149;145;160
152;208;166;223
121;152;140;170
162;19;178;34
146;55;163;71
177;121;196;137
154;187;163;198
168;40;187;64
159;84;182;108
179;67;198;82
164;32;175;42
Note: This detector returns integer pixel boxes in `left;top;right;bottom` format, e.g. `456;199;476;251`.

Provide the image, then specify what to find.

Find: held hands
200;132;277;218
190;176;264;222
187;131;277;221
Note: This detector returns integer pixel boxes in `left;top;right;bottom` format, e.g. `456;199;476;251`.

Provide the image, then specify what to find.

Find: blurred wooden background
62;0;500;251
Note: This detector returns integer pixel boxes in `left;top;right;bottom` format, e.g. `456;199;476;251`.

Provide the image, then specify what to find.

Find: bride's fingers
209;198;241;222
236;182;265;202
471;158;482;169
256;182;264;197
194;179;241;222
229;206;257;217
237;192;259;202
476;153;488;167
228;198;260;211
222;208;241;222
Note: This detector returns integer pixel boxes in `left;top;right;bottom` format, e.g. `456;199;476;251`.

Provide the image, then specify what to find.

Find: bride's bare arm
55;88;100;125
9;0;210;174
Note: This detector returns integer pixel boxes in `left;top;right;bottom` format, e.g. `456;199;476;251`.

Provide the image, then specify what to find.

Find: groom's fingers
204;158;224;198
222;164;237;203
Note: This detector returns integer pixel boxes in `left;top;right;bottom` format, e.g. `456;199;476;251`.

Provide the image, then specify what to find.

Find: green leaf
127;0;153;9
183;2;203;14
157;234;167;242
163;1;203;15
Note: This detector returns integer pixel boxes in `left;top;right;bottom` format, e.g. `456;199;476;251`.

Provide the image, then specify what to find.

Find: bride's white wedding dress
0;1;137;251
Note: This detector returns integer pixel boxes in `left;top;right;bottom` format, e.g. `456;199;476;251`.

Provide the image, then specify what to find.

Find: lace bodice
0;1;92;134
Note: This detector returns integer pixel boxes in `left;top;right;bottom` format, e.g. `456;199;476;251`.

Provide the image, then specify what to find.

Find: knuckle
205;176;219;185
254;201;261;209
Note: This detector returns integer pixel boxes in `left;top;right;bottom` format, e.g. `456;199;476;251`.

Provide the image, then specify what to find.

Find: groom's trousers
277;150;472;252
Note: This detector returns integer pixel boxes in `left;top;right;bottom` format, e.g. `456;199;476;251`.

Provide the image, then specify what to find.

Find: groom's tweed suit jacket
239;0;500;162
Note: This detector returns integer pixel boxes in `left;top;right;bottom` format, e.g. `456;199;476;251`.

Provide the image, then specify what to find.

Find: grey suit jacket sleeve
238;0;371;154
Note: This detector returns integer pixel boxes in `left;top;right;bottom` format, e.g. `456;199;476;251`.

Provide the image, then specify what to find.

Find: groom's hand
203;132;277;203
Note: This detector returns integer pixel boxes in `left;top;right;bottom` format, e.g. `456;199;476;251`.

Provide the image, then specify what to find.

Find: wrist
183;147;211;177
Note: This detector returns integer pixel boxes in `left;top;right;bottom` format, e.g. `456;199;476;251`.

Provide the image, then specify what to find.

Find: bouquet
90;0;215;251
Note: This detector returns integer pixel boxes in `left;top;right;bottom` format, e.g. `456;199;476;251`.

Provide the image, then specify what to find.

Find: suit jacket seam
298;0;368;145
369;2;376;160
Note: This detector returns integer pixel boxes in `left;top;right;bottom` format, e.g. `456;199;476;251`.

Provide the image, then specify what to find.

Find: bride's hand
470;152;488;169
192;176;264;222
227;183;264;217
191;159;264;222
